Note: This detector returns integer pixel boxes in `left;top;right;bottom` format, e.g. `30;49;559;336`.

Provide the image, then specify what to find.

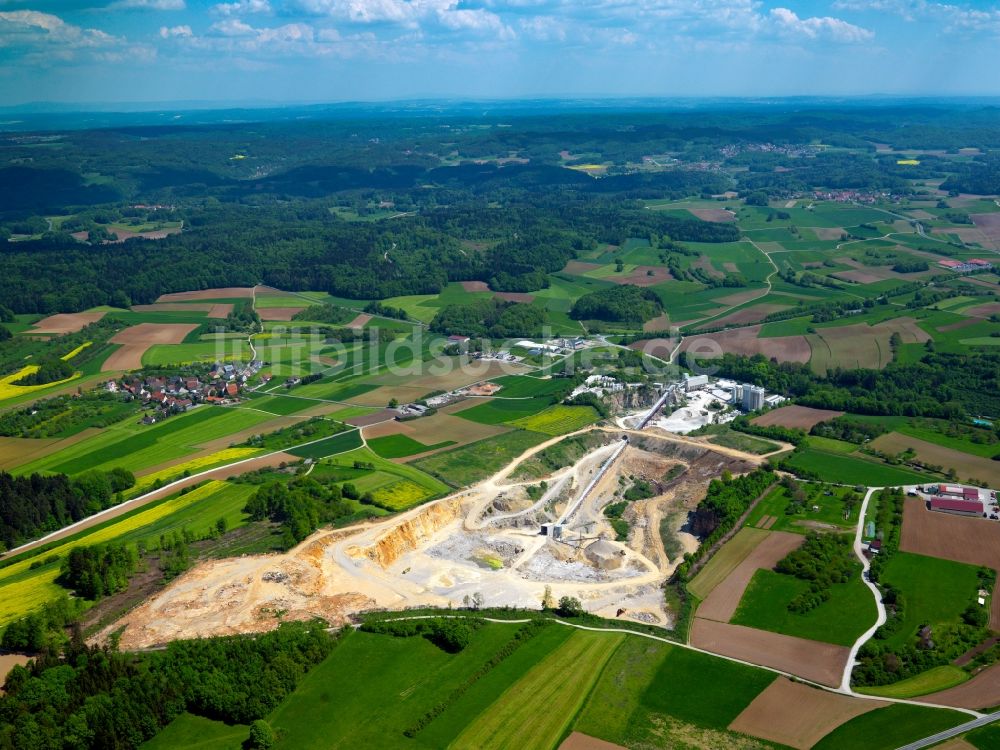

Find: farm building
928;496;983;517
585;539;624;570
937;259;993;273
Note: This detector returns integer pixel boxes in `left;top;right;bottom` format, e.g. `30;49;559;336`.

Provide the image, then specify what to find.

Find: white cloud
832;0;1000;32
0;10;119;48
210;17;256;35
212;0;270;16
108;0;185;9
159;23;192;37
769;7;874;42
518;15;565;41
291;0;514;37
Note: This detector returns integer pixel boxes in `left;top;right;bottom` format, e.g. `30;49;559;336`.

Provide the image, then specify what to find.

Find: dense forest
0;620;336;749
430;298;546;338
0;469;136;551
570;285;664;323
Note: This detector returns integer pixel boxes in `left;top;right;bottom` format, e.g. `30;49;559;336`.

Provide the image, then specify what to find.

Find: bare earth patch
688;208;736;223
938;318;981;332
102;322;198;370
690;618;849;687
752;405;844;430
609;265;673;287
679;326;811;364
460;280;491;292
971;213;1000;247
916;661;1000;710
697;531;802;622
728;677;886;750
257;307;305;321
30;311;106;335
343;408;398;427
363;412;509;460
871;432;1000;486
963;302;1000;319
716;290;764;307
708;304;790;327
558;733;626;750
346;313;371;328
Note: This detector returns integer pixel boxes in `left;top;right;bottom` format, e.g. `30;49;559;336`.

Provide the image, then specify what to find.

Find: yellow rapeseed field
0;365;79;401
130;447;262;493
61;341;92;360
0;481;232;625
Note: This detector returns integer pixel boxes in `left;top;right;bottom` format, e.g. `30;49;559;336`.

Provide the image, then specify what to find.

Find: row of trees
243;476;361;549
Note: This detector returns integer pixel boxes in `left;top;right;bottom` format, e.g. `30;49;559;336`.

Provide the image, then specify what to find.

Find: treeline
690;352;1000;421
292;304;357;325
430;298;545;338
570;284;663;323
243;476;360;549
676;468;775;581
0;469;136;551
360;616;484;654
0;620;336;749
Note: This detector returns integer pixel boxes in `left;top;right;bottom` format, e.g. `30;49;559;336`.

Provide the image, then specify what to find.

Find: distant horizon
5;93;1000;115
3;1;1000;105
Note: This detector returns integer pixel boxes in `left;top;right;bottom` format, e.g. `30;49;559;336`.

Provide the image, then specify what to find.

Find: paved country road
897;710;1000;749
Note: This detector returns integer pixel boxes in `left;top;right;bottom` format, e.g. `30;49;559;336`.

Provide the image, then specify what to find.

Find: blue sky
1;0;999;104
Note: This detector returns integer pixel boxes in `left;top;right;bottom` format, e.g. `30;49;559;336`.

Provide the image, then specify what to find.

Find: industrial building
928;496;984;517
742;385;766;412
683;373;709;392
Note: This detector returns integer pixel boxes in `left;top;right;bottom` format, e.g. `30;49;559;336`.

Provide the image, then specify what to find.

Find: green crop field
880;552;982;649
856;665;969;699
15;406;272;477
781;447;927;486
367;434;455;459
285;429;362;459
507;404;600;435
323;447;449;499
489;374;574;398
141;713;249;750
411;430;547;488
453;397;553;425
811;703;967;750
706;428;779;455
641;646;777;730
731;568;876;646
269;624;560;750
967;723;1000;750
450;629;623;750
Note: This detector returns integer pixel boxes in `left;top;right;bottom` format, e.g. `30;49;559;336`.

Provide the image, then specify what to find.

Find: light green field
507;404;600;435
856;665;970;698
449;630;624;750
688;527;769;600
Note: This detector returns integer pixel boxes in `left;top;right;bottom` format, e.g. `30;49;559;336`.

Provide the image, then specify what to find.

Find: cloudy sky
1;0;998;104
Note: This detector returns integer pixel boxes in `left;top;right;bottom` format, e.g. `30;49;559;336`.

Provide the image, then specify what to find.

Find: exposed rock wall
363;498;464;569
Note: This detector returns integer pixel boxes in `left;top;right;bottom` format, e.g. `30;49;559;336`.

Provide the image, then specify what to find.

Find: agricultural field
411;430;548;488
879;552;982;650
453;396;556;426
367;433;455;459
779;445;928;486
745;483;860;534
506;404;601;435
320;446;449;508
688;526;769;600
0;480;257;627
731;568;876;646
810;703;967;750
870;431;1000;486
